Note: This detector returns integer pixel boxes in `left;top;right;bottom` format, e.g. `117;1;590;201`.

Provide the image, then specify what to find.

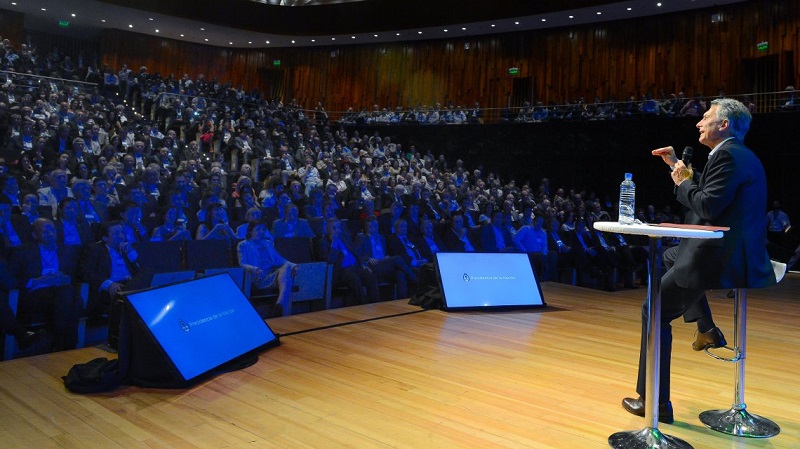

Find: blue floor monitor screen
435;252;546;310
125;273;278;382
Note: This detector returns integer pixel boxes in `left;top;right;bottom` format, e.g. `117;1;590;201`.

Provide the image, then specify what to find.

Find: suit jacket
443;228;479;252
354;232;388;261
673;139;774;289
480;224;514;252
415;234;446;262
314;234;362;280
81;241;141;292
9;243;81;289
55;218;94;247
387;233;427;267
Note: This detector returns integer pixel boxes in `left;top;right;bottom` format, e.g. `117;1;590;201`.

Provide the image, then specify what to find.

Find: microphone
682;146;694;166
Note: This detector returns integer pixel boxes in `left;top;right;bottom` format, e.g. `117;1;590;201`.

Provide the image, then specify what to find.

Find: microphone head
682;146;694;164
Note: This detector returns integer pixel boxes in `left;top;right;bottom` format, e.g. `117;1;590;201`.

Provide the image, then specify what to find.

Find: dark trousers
636;246;710;402
336;264;379;306
19;285;82;350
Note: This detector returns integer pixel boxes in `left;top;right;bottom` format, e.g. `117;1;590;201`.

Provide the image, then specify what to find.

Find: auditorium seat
185;239;234;271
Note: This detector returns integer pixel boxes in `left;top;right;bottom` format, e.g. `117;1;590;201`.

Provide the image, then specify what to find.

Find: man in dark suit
355;217;416;299
623;98;776;423
9;218;83;350
387;219;428;270
415;218;446;262
443;213;479;252
314;218;379;306
480;211;515;253
81;220;145;348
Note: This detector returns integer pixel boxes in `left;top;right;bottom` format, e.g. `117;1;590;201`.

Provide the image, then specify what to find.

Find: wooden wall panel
95;0;798;118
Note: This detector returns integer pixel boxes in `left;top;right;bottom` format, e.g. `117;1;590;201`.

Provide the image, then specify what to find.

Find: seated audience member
150;206;192;242
303;188;325;220
54;198;93;247
480;210;515;252
0;174;22;211
196;203;237;240
271;204;314;239
236;207;263;239
19;193;41;226
417;218;446;262
37;169;74;219
237;220;298;317
0;258;46;350
387;219;428;269
315;218;379;306
443;212;479;252
81;220;143;347
9;218;83;351
514;214;556;281
71;179;103;225
546;218;580;282
119;201;150;244
355;217;417;299
378;200;405;236
0;196;30;257
600;217;647;288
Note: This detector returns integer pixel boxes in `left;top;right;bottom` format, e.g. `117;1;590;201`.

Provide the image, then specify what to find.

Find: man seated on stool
9;218;82;351
622;98;775;424
238;220;298;317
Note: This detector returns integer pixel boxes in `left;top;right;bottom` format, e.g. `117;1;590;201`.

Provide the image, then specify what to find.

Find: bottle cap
624;173;633;180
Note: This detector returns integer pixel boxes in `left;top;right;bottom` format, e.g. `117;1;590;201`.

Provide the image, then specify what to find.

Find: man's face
22;194;38;213
697;105;727;148
104;224;126;250
53;171;68;189
73;182;91;199
33;220;57;246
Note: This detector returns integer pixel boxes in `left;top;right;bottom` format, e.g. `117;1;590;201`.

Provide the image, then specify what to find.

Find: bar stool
698;260;787;438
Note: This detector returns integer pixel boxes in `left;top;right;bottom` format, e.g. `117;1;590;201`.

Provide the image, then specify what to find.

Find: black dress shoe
622;397;674;424
16;329;46;351
269;303;284;318
692;327;727;351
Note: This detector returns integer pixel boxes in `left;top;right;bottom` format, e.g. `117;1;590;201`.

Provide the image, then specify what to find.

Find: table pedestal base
699;408;780;438
609;428;693;449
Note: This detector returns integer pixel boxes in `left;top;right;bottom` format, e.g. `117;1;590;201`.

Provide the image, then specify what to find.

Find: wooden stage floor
1;275;798;448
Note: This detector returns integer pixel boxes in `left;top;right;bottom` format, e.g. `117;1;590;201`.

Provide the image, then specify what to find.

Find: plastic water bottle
619;173;635;225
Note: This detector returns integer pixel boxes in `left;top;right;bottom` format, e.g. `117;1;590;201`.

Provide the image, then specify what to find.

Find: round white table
593;221;725;449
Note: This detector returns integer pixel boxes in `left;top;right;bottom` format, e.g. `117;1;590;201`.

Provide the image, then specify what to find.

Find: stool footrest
703;345;741;362
699;408;780;438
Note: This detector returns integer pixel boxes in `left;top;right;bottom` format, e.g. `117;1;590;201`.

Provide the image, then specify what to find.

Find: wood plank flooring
1;274;798;448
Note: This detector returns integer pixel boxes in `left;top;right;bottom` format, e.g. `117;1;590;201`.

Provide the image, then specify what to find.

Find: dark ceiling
98;0;623;36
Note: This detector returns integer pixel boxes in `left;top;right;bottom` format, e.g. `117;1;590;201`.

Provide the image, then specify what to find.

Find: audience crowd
0;36;792;358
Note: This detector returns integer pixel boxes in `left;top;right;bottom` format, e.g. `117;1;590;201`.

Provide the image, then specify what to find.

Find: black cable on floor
278;308;429;338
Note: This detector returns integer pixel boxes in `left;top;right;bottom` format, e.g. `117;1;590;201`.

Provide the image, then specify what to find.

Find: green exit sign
272;59;281;67
757;41;768;51
508;67;519;76
58;20;70;28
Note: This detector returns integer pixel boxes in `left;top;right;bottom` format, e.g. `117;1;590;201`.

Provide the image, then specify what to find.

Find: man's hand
652;146;679;167
108;282;125;297
670;160;693;186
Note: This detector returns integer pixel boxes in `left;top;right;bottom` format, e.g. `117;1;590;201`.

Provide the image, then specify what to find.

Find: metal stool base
609;428;693;449
699;408;780;438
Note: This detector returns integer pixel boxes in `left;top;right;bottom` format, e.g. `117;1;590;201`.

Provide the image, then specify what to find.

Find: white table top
593;221;725;239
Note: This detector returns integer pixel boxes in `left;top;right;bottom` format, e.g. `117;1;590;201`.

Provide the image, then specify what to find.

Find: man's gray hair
710;98;751;140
